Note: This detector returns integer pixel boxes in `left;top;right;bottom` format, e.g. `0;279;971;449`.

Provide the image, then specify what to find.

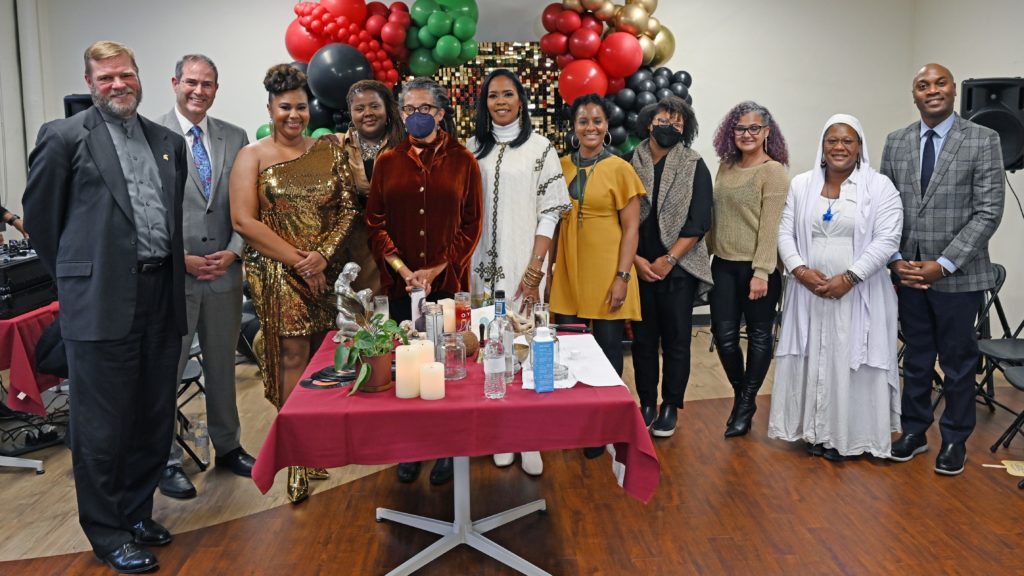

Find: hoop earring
570;134;580;149
603;132;612;146
820;158;826;168
763;136;769;153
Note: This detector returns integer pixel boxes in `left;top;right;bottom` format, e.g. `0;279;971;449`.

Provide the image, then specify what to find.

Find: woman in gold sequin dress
230;64;359;502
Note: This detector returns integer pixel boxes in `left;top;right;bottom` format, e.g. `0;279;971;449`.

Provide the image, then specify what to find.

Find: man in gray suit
23;40;187;573
156;54;253;499
881;63;1004;475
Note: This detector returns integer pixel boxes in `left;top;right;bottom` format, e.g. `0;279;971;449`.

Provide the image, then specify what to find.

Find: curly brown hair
263;64;307;103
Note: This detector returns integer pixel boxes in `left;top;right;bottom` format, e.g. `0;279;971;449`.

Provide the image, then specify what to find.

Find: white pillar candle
410;338;435;365
439;298;456;334
395;345;420;399
420;362;445;400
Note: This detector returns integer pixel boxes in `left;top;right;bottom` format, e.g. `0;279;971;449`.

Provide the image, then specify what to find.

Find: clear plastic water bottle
487;290;515;384
484;291;511;399
192;392;210;463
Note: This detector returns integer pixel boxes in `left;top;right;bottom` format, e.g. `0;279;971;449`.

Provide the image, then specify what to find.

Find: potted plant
335;312;409;394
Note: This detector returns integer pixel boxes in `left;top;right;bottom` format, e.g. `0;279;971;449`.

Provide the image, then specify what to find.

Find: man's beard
92;85;142;118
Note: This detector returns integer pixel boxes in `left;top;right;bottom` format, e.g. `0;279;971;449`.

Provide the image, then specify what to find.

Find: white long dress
768;188;899;458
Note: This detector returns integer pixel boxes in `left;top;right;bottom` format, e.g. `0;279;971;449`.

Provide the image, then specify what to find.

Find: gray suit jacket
156;110;248;295
22;106;188;340
880;114;1004;293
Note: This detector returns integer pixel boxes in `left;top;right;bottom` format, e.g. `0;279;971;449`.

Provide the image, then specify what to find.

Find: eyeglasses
401;104;438;115
653;118;684;132
824;137;858;148
734;124;767;135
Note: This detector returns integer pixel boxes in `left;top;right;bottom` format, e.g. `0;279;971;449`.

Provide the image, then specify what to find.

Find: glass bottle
486;290;515;384
443;333;466;380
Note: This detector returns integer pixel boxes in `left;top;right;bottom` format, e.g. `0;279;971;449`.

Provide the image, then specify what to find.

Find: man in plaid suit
880;63;1004;475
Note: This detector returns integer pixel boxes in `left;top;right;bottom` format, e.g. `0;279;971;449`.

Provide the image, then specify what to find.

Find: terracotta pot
356;352;394;393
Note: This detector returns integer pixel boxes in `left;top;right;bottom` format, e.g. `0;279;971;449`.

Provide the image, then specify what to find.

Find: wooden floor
3;330;1024;574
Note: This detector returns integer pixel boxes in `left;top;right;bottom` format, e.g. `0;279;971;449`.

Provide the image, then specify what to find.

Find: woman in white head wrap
769;114;903;461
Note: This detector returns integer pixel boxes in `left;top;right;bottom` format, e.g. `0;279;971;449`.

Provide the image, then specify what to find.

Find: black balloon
624;111;639;132
637;79;656;94
562;104;574;121
289;60;308;74
669;82;689;99
306;43;372;110
614;88;636;111
673;70;692;87
606;101;625;127
653;75;669;90
635;90;657;109
609;125;628;146
627;68;653;92
654;67;672;79
685;94;693;105
308;97;339;131
656;88;673;101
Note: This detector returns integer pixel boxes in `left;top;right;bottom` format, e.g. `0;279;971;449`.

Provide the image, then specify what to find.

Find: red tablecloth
253;332;660;503
1;302;60;416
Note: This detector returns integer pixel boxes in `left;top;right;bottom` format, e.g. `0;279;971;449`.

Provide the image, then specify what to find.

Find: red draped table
253;331;659;575
1;301;60;417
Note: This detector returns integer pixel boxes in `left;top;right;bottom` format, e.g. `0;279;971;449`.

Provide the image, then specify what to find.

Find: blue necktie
190;125;212;199
920;129;936;196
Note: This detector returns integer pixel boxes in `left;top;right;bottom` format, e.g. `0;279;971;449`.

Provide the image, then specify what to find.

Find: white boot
520;451;543;476
493;453;514;467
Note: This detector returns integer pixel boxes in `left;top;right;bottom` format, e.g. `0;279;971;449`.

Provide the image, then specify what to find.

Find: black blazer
22;106;188;341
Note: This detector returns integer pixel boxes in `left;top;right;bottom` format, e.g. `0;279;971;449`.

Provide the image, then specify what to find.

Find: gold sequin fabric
245;138;359;407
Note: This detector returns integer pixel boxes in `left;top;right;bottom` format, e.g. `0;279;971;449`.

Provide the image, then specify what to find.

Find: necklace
357;133;384;161
570;148;611;227
822;196;839;222
473;143;508;292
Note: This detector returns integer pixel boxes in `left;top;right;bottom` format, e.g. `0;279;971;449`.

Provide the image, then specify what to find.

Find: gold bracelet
389;257;406;272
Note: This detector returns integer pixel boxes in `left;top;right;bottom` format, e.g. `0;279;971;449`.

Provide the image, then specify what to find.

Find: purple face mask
405;112;436;139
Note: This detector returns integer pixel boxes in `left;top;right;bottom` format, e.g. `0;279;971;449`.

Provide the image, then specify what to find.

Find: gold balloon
615;3;649;35
639;35;656;66
650;26;675;68
627;0;658;14
562;0;584;13
644;16;661;39
581;0;605;10
593;1;617;21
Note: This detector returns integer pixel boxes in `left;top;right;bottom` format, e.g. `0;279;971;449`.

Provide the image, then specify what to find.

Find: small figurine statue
334;262;375;340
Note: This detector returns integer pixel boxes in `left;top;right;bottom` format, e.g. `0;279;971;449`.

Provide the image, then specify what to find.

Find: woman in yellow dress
230;64;359;502
551;93;644;377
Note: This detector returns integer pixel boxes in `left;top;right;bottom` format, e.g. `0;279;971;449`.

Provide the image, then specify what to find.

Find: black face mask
652;125;683;149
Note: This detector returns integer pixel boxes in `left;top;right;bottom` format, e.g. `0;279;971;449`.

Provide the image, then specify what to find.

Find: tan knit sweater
709;160;789;280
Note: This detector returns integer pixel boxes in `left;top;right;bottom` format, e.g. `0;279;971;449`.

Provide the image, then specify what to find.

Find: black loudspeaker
961;78;1024;171
63;94;93;118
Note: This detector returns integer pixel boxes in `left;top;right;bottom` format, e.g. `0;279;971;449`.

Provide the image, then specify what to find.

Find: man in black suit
22;40;187;574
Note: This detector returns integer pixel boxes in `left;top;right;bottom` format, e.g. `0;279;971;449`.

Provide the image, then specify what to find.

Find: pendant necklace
823;197;838;222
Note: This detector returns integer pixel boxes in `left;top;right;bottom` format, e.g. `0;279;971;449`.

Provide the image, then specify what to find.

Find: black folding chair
174;341;208;470
991;367;1024;451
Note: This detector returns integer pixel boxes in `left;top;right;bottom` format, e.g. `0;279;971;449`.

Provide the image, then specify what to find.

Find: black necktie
920;129;936;196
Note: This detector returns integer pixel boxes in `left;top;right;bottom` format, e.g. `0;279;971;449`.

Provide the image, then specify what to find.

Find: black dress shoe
583;446;605;459
396;461;421;483
651;404;677;438
215;447;256;477
934;442;966;476
806;443;825;457
98;542;158;574
131;519;172;546
640;405;657;428
890;432;929;462
822;447;847;462
429;457;454;485
158;465;196;499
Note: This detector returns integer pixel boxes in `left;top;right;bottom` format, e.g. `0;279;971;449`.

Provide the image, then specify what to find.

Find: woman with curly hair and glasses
709;101;790;438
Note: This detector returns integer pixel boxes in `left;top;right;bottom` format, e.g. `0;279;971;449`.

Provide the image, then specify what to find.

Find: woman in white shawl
769;114;903;461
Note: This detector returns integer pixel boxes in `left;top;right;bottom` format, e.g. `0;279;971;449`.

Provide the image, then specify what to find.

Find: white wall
0;0;27;234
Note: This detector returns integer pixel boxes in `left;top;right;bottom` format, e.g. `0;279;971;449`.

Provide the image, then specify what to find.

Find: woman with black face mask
624;96;713;438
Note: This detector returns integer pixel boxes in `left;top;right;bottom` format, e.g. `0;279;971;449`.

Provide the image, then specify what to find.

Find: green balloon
426;11;453;37
410;0;439;27
408;48;439;77
256;123;271;139
406;25;422;49
459;38;479;62
620;135;642;154
432;35;461;66
417;26;438;49
311;127;333;138
452;15;476;41
437;0;478;22
302;127;313;136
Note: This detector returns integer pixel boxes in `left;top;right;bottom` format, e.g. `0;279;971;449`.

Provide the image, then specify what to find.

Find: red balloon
324;22;338;36
541;3;563;34
539;32;568;57
369;39;380;51
386;69;399;83
568;28;601;59
294;2;303;16
389;11;411;26
285;18;329;63
312;4;327;17
358;41;370;53
391;2;408;12
300;15;313;27
366;1;389;17
358;30;371;42
365;14;387;36
337;16;350;27
607;76;625;95
372;61;382;71
376;49;388;61
349;23;360;34
381;58;394;70
579;14;603;35
598;32;643;79
322;0;367;26
380;21;407;45
336;30;350;43
555;53;575;69
559;58;609;103
556;10;581;35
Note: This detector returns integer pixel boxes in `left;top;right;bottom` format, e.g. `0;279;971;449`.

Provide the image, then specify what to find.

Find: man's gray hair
174;54;219;83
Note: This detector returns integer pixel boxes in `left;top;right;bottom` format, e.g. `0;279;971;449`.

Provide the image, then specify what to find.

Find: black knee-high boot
724;321;775;438
713;321;745;427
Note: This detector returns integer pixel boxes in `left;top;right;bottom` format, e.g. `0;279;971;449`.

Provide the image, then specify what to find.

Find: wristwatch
615;270;631;283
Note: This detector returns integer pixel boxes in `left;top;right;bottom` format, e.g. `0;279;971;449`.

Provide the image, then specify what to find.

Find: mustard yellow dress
245;138;359;407
551;154;644;321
